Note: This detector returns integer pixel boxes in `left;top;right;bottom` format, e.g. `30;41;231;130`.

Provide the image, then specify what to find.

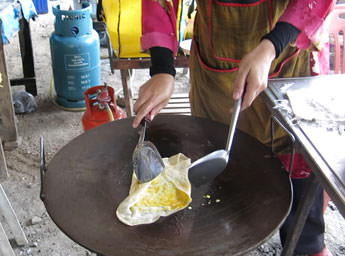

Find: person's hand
132;73;175;128
232;39;275;110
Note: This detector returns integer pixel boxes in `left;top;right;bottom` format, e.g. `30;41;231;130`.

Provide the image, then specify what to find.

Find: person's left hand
232;39;276;110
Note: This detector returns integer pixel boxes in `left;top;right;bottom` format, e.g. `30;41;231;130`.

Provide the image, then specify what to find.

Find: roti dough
116;153;192;226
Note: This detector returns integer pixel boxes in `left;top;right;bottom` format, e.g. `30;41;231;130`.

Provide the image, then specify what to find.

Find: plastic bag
12;91;37;114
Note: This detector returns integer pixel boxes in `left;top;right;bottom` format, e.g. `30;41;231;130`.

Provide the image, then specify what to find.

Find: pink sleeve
279;0;336;49
141;0;180;54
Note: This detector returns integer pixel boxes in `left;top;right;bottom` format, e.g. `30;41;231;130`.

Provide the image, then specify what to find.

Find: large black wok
40;115;292;256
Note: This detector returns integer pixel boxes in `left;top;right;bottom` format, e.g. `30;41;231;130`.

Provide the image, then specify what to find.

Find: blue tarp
0;0;36;44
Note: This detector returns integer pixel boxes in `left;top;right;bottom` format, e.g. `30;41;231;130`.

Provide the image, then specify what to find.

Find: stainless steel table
263;74;345;256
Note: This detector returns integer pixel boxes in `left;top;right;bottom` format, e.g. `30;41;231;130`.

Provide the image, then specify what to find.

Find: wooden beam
112;55;189;70
0;139;8;182
0;21;18;145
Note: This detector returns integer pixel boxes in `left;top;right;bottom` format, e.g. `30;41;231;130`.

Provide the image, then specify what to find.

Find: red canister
82;85;126;131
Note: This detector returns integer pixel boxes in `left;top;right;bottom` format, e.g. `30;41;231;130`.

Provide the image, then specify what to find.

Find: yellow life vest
102;0;195;58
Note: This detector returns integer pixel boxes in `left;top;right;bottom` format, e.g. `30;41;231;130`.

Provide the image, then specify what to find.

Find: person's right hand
232;39;275;110
132;73;175;128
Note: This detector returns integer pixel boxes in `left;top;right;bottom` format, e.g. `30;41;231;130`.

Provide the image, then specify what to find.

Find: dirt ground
2;0;345;255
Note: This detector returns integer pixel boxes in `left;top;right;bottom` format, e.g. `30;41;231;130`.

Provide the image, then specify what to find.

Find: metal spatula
188;98;242;186
132;116;165;183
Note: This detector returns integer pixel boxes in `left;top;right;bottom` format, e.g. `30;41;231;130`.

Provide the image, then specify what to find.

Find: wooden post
0;185;28;246
0;21;19;149
0;139;8;182
0;222;15;256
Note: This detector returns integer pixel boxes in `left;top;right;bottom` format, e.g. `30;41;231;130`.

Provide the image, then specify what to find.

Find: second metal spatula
188;98;242;186
132;116;165;183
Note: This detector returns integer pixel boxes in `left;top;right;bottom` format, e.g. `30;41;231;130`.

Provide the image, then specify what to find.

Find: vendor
133;1;335;255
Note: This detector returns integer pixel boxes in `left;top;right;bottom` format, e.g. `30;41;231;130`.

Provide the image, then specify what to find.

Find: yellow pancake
116;153;192;226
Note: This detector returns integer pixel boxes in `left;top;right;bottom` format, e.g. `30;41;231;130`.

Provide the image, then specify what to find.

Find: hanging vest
102;0;196;58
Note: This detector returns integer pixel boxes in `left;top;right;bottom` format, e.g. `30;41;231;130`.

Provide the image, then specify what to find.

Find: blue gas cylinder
50;4;101;108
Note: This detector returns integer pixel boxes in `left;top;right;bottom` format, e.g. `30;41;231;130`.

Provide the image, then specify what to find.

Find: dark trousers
280;178;325;255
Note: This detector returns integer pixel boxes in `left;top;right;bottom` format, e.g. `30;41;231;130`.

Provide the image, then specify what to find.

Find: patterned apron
189;0;312;147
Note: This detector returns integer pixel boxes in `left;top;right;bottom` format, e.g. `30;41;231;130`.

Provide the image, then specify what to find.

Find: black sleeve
149;47;176;77
261;22;301;58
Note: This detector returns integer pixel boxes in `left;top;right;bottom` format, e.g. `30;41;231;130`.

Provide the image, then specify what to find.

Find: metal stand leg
281;172;321;256
105;29;113;74
92;21;114;74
